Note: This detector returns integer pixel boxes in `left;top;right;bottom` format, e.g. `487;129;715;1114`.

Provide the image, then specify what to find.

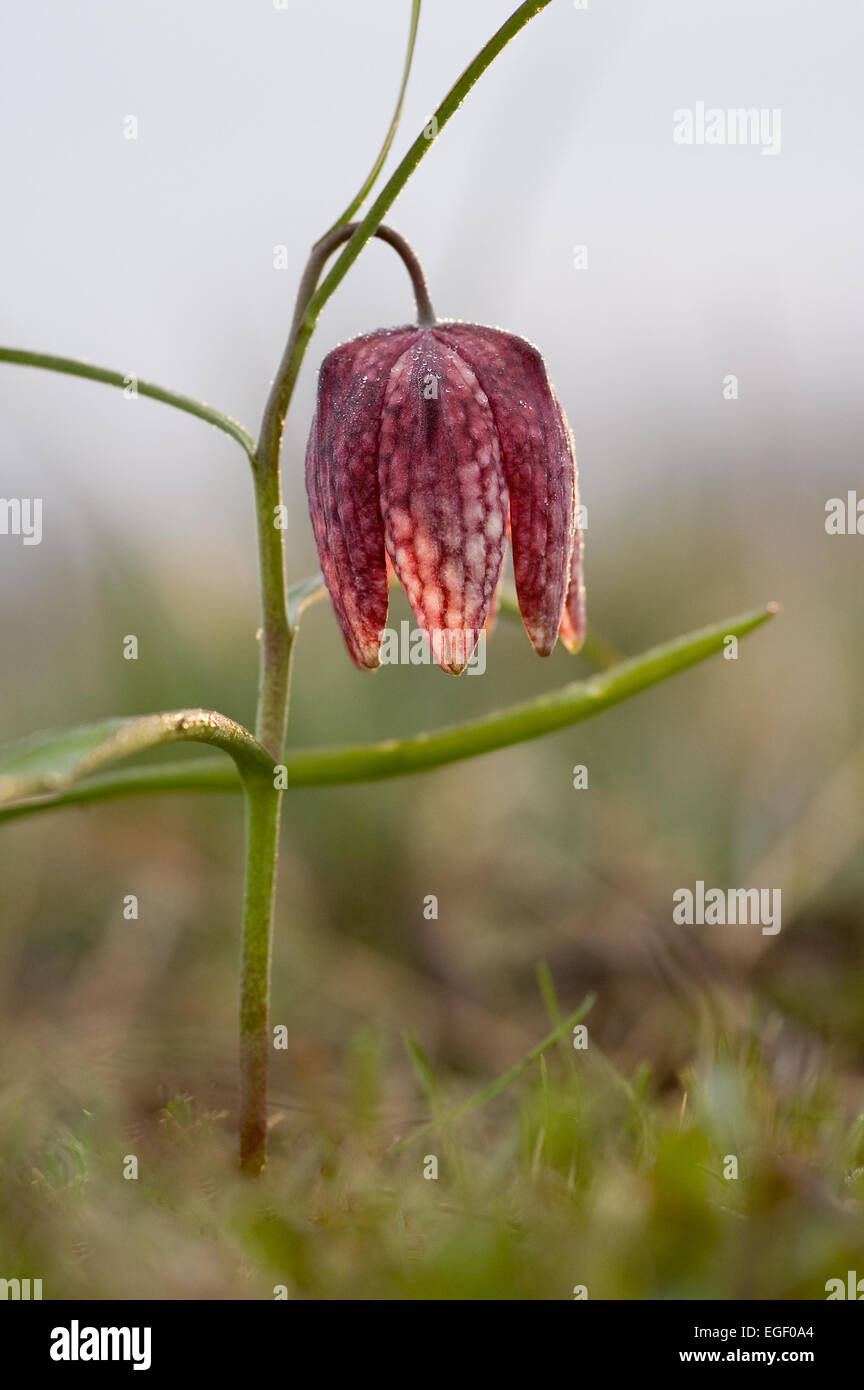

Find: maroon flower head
305;320;585;674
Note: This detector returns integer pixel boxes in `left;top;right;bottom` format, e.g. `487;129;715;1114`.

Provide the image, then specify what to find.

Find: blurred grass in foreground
1;1001;863;1300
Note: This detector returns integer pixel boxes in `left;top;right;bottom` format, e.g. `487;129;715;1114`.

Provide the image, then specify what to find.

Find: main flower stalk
238;224;438;1171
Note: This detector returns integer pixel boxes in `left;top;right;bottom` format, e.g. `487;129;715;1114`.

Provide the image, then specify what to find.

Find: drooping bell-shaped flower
305;317;585;674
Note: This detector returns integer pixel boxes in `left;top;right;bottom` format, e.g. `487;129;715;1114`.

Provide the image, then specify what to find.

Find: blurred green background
1;470;862;1299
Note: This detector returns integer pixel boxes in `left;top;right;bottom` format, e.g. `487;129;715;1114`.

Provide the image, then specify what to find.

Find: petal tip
526;626;558;658
559;631;585;656
354;642;383;671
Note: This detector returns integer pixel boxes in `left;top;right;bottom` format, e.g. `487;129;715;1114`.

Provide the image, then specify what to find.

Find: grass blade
391;993;596;1153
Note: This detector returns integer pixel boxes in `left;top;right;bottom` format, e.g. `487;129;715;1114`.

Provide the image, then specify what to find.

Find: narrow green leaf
0;709;272;809
318;0;423;240
281;603;778;786
0;758;240;823
0;604;778;822
0;348;256;459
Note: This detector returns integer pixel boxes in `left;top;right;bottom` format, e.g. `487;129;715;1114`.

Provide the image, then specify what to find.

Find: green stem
252;460;293;762
257;222;435;479
242;222;436;1171
239;221;439;1173
0;347;256;459
238;772;282;1175
240;267;299;1173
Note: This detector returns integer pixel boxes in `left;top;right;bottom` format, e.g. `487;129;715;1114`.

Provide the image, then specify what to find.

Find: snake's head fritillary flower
305;320;585;674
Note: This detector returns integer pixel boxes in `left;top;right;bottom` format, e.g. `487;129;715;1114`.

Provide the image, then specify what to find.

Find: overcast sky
2;0;862;592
